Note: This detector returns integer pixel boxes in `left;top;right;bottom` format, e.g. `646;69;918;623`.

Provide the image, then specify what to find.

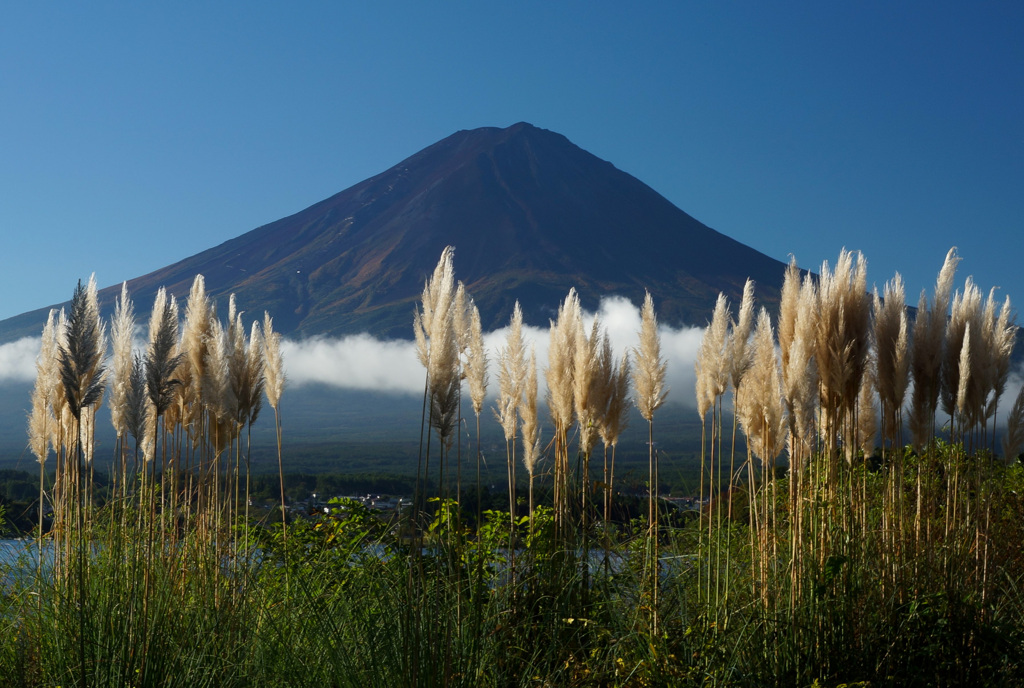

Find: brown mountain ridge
0;122;789;343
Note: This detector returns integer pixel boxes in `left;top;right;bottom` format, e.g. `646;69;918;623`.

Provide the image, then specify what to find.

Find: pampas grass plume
987;295;1017;420
263;312;285;410
778;257;800;373
605;350;631;448
203;317;231;425
28;311;60;463
907;247;960;448
942;277;981;418
427;283;460;443
233;318;265;427
547;289;580;431
86;274;107;380
415;245;456;368
495;302;526;442
124;353;148;445
873;275;909;408
180;275;213;410
728;279;756;391
574;317;603;456
145;289;183;419
27;385;50;464
785;275;819;458
109;283;135;439
633;291;668;421
521;346;541;477
956;323;972;418
695;293;730;420
465;299;488;416
58;279;107;422
873;275;909;445
736;308;786;463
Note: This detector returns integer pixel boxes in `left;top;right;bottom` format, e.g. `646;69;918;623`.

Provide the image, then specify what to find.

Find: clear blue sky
2;2;1022;323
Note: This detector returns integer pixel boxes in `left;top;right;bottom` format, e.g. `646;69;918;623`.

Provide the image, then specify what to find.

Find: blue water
0;539;42;566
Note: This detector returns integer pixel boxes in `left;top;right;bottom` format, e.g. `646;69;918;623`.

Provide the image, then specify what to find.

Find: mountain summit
1;123;788;341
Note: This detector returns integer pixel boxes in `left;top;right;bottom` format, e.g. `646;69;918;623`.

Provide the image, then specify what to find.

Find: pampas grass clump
12;244;1024;688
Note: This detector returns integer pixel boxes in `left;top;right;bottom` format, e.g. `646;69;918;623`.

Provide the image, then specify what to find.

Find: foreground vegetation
2;444;1023;687
1;247;1024;686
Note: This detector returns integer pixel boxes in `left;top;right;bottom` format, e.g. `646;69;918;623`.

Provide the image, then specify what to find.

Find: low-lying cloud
279;295;1024;427
283;296;705;408
4;294;1022;426
281;334;424;395
0;337;41;384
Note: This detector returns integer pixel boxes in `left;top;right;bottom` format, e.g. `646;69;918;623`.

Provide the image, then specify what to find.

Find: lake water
0;539;40;565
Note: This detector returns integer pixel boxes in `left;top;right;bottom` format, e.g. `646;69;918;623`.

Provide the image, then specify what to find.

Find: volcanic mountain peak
0;122;788;343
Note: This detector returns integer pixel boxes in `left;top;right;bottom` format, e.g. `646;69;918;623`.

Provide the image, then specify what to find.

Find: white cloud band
0;337;41;384
281;295;704;408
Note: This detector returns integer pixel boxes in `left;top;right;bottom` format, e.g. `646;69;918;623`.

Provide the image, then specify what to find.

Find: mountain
0;122;789;343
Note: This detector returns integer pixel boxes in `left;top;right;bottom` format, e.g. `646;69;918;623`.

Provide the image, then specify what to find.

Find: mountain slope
0;122;788;342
